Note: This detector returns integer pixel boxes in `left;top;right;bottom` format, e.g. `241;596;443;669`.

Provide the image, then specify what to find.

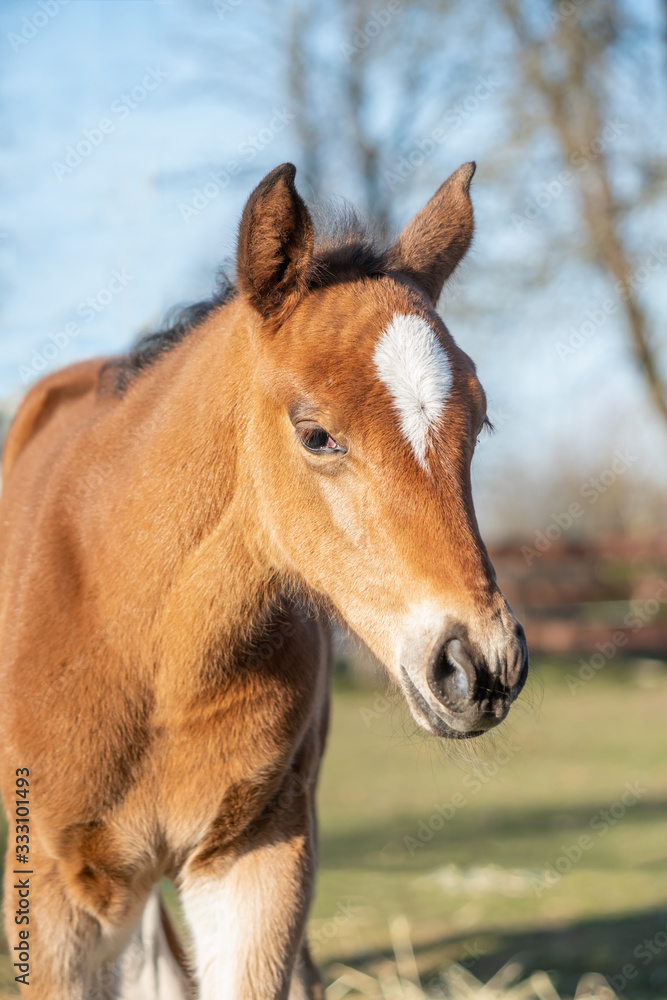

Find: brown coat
0;163;527;999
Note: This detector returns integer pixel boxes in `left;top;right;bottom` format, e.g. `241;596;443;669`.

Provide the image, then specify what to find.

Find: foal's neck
106;303;285;674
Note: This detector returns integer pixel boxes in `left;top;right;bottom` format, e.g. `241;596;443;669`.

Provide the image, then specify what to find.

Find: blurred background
1;0;666;996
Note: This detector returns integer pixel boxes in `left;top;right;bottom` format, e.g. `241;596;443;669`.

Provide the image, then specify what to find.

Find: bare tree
500;0;667;425
285;0;471;233
181;0;667;538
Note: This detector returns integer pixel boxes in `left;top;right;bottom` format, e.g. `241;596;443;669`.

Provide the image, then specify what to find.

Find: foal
0;162;528;999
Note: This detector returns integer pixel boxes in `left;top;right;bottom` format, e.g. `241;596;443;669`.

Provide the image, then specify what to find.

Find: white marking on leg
374;313;453;467
181;844;307;1000
181;877;247;998
116;889;191;1000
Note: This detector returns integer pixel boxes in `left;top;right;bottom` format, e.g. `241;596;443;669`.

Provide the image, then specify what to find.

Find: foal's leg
113;888;193;1000
289;793;325;1000
4;854;103;1000
181;832;316;1000
289;940;325;1000
4;841;190;1000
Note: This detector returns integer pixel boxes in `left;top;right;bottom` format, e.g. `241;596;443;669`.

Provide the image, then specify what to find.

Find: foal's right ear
389;162;476;305
237;163;314;320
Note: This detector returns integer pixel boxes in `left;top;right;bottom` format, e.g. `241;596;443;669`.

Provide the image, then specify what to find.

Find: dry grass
325;916;617;1000
0;920;620;1000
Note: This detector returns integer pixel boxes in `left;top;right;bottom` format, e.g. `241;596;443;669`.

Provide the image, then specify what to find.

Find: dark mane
98;276;237;396
309;202;390;286
100;205;389;397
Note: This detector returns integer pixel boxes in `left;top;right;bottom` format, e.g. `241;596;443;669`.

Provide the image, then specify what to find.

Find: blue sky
1;0;666;536
0;0;292;394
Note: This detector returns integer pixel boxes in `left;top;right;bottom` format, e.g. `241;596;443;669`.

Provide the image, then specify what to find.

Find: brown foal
0;162;528;999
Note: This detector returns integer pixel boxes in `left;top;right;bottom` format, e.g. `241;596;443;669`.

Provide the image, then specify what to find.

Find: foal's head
236;163;528;739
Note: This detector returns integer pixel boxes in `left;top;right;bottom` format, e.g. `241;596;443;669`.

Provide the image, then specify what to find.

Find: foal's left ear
237;163;314;320
389;162;476;305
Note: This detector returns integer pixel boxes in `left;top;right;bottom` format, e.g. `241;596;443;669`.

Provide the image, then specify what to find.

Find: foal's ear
237;163;314;319
389;162;476;305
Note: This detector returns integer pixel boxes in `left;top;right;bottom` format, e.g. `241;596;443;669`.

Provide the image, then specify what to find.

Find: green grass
2;658;667;997
312;659;667;997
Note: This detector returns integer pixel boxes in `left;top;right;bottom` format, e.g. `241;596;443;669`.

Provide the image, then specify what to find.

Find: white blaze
374;313;453;467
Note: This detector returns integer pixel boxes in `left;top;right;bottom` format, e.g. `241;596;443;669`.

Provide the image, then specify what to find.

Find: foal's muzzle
402;625;528;739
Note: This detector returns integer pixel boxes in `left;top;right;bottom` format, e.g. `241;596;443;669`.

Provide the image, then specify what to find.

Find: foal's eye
296;425;345;455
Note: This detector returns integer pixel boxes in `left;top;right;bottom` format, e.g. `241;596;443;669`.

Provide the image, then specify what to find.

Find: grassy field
310;658;667;998
1;657;666;997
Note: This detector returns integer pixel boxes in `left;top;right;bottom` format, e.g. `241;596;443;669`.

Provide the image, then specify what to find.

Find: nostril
428;637;476;712
447;640;473;700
